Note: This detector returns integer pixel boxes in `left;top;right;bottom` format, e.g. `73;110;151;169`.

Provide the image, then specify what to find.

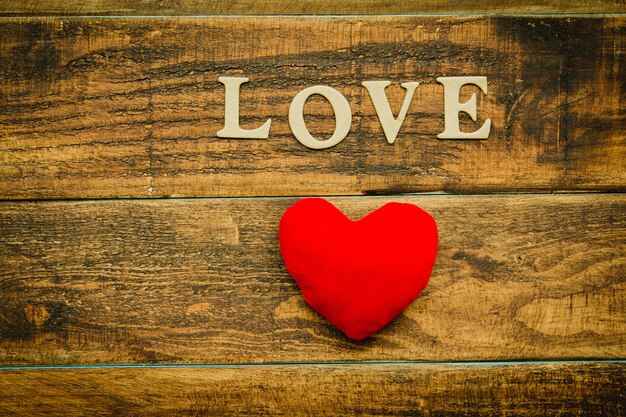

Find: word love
218;76;492;149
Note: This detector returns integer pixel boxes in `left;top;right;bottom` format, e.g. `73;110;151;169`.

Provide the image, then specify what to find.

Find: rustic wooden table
0;1;624;415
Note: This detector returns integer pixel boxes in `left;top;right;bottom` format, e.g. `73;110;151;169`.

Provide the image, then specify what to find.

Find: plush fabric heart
279;198;438;340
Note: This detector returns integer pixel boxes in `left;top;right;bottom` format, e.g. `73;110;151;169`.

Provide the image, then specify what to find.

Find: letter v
362;81;419;144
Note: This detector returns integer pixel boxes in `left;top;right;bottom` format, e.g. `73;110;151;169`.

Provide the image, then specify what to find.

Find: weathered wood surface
0;362;624;416
0;17;624;199
0;194;623;365
1;0;625;16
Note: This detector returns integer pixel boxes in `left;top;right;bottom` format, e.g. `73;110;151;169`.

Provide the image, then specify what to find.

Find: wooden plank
0;17;624;199
0;194;624;365
0;0;625;16
0;362;623;416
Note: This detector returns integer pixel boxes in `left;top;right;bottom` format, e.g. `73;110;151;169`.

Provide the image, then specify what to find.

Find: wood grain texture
0;194;623;365
0;362;624;416
0;0;625;16
0;17;624;199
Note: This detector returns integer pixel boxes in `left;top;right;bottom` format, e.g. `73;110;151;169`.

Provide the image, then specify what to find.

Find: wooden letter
217;77;272;139
362;81;420;144
437;76;491;139
289;86;352;149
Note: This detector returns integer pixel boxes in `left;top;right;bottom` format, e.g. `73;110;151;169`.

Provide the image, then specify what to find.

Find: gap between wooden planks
0;16;624;199
0;362;624;416
1;0;625;16
0;194;624;365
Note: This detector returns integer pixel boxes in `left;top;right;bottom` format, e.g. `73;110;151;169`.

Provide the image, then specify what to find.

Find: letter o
288;85;352;149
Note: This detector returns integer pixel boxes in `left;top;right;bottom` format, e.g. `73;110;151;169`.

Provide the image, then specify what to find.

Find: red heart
279;198;438;340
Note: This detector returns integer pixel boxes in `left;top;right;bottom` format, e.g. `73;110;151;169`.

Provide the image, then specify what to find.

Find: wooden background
0;1;624;415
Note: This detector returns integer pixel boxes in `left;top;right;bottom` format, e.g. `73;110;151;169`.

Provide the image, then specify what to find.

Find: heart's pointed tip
343;329;375;341
340;318;393;341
